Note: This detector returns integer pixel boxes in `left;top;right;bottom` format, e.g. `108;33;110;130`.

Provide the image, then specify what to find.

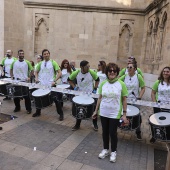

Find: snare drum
32;89;53;109
72;96;94;119
119;105;140;130
0;81;11;96
6;84;29;97
149;112;170;142
52;84;70;102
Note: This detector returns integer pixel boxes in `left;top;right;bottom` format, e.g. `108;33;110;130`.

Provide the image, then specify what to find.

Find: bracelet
123;111;127;113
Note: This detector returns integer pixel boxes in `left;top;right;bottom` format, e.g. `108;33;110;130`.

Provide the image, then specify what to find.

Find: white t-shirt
97;71;107;87
152;80;170;103
11;60;31;81
99;79;128;119
3;57;15;77
61;69;70;84
36;60;60;86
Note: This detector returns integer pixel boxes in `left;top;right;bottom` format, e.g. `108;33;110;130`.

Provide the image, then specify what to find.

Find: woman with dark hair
97;61;107;89
92;63;128;163
119;62;145;140
60;59;72;84
150;66;170;143
30;61;35;83
35;54;43;71
119;56;143;77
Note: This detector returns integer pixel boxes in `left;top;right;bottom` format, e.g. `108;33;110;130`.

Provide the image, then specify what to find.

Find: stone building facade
0;0;169;97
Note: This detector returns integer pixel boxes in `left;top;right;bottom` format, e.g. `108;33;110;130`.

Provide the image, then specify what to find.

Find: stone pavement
0;96;167;170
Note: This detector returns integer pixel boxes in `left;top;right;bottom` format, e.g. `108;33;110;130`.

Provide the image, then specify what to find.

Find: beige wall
0;0;4;57
24;5;144;69
4;0;25;58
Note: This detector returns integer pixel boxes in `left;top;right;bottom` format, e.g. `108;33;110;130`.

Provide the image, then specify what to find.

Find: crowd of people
0;49;170;163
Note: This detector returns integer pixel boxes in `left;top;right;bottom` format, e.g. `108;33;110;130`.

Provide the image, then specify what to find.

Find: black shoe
27;110;32;114
150;137;156;143
137;134;142;140
32;112;41;117
72;125;80;131
13;108;21;112
3;97;11;101
59;114;64;121
0;127;2;130
93;124;98;131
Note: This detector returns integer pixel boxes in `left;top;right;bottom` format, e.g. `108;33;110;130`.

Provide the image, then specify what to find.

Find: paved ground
0;96;167;170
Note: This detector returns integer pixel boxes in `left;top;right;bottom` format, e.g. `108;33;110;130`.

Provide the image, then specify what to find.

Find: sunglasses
98;64;101;66
64;63;69;64
108;69;117;73
19;52;24;55
127;66;134;69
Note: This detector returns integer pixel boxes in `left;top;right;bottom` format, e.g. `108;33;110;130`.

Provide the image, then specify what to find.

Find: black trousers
14;95;32;111
100;116;119;152
35;92;63;116
75;117;98;127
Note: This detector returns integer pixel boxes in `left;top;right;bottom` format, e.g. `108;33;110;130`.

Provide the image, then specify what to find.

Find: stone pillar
0;0;4;59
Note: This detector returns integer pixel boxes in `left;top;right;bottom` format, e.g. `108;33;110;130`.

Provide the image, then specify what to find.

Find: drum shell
149;115;170;141
6;84;29;97
0;83;10;96
33;92;53;109
72;101;94;119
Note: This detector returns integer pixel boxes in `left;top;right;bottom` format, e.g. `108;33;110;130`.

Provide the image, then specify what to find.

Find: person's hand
92;89;97;94
74;86;79;91
137;97;141;100
27;78;30;81
1;71;4;76
35;79;39;84
51;81;56;86
121;115;128;124
92;111;97;119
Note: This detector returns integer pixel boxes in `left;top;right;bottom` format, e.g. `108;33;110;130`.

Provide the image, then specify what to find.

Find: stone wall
0;0;4;57
141;0;170;75
4;0;25;58
23;1;145;68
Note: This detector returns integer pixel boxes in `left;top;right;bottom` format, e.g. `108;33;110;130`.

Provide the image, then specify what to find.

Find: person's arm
121;96;128;123
151;90;157;102
151;80;159;102
138;74;145;99
68;70;79;89
55;69;62;82
0;58;5;76
89;69;100;90
10;60;15;79
34;62;41;83
92;95;102;119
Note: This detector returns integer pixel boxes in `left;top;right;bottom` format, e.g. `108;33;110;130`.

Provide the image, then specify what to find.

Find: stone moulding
23;1;144;16
24;0;168;15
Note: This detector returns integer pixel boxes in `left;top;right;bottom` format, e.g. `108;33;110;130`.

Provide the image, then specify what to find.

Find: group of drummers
0;49;170;163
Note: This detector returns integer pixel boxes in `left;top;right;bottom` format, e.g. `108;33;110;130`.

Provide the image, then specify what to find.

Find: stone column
0;0;4;59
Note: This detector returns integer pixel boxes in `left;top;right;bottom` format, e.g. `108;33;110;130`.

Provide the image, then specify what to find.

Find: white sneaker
110;151;116;162
98;149;109;159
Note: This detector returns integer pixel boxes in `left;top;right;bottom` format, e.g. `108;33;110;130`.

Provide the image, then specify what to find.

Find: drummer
119;61;145;140
59;59;72;106
68;60;99;131
0;50;17;100
33;49;63;120
119;56;143;77
10;50;33;114
97;61;107;91
92;62;128;162
150;66;170;143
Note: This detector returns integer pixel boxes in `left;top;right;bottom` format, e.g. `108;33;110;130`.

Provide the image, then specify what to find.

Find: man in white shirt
0;50;16;100
10;50;33;114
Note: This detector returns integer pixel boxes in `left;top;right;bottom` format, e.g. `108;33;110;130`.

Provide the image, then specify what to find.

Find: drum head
32;89;50;97
57;84;70;89
73;96;94;105
127;105;139;116
0;81;9;85
149;112;170;126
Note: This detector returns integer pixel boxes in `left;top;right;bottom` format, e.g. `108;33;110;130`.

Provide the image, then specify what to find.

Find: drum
149;112;170;142
72;96;94;119
32;89;53;109
52;84;70;102
0;81;11;96
119;105;140;130
6;84;29;97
